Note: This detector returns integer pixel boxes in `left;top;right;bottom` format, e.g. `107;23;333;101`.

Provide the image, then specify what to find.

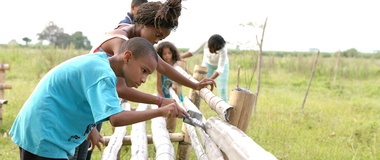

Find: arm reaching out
180;51;193;60
156;56;215;91
109;102;189;127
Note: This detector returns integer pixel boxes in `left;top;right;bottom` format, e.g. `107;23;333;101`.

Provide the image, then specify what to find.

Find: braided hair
134;0;182;30
131;0;147;6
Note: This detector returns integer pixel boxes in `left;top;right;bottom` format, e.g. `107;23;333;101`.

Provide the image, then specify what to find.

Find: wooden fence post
130;103;149;159
188;65;207;108
101;102;130;160
228;88;256;132
0;63;12;125
176;65;207;160
166;61;187;133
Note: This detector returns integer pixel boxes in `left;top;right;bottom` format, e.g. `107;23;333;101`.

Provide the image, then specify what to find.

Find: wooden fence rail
100;64;277;160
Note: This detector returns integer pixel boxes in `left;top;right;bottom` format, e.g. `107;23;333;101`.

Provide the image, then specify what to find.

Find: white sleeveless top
90;33;130;54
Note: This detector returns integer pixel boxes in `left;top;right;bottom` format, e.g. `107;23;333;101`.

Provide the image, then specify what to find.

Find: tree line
21;21;92;50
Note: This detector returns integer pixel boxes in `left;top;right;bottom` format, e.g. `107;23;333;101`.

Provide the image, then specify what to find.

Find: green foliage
342;48;360;57
37;21;66;46
36;21;92;49
21;37;31;46
0;46;379;159
70;31;92;50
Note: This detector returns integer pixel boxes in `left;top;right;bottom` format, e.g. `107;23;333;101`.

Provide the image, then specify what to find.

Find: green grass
0;47;379;159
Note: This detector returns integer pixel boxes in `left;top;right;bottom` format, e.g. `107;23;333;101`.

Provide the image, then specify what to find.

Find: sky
1;0;379;52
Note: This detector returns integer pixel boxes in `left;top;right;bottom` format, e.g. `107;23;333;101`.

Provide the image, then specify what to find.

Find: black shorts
19;147;68;160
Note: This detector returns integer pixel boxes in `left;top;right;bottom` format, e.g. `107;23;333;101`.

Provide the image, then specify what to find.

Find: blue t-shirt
9;52;123;158
119;12;133;24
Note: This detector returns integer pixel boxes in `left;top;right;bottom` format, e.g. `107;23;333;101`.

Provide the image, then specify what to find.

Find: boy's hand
161;98;175;107
87;127;105;151
161;102;189;118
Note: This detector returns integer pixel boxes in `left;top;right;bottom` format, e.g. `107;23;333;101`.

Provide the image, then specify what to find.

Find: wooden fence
101;64;277;160
0;63;12;125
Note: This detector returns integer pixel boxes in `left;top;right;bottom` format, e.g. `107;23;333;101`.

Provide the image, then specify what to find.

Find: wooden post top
0;63;10;70
0;84;12;90
0;99;7;105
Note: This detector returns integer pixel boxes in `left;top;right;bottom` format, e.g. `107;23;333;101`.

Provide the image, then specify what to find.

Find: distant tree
55;32;71;48
8;39;18;46
22;37;32;46
342;48;359;57
37;21;65;47
70;31;92;50
37;21;92;49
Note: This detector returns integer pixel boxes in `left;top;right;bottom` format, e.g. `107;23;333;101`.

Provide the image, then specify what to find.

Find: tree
8;39;18;46
342;48;359;57
22;37;32;46
37;21;92;49
56;33;71;48
37;21;65;47
70;31;92;50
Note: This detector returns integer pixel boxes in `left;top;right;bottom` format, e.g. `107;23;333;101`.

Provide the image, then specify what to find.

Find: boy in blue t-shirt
9;37;188;160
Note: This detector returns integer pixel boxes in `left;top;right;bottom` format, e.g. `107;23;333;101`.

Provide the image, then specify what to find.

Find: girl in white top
181;34;229;101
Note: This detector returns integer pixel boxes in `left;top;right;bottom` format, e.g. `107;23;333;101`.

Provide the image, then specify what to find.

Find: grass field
0;47;379;159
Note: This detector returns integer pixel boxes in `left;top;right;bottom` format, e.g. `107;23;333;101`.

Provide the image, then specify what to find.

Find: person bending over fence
181;34;229;102
9;37;189;160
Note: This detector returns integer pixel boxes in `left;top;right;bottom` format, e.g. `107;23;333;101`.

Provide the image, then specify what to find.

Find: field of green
0;46;379;159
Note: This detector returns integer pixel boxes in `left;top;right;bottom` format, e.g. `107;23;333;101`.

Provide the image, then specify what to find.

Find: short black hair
118;37;158;62
208;34;226;51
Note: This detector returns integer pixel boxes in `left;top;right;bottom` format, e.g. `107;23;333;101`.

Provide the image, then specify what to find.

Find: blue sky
1;0;379;52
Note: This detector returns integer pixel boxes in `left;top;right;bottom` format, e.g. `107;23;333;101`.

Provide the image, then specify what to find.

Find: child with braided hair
73;0;215;159
91;0;214;112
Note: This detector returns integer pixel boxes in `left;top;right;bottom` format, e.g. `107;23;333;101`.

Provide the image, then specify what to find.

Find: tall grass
0;47;379;159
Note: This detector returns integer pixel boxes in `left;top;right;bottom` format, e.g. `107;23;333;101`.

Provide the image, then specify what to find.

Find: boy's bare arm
108;102;187;127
